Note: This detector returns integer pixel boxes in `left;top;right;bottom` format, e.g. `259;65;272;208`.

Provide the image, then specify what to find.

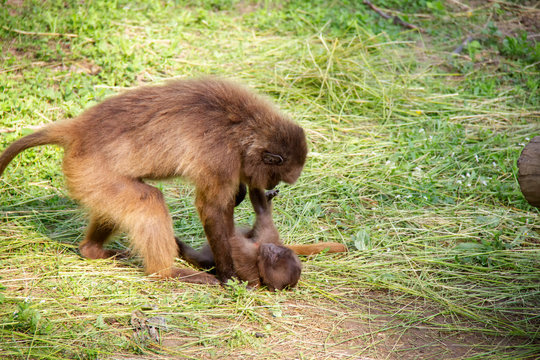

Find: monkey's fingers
265;189;279;202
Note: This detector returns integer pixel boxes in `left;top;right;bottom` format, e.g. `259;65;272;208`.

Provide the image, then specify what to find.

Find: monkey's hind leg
175;237;216;271
114;182;218;284
118;181;217;283
79;216;126;259
67;164;218;284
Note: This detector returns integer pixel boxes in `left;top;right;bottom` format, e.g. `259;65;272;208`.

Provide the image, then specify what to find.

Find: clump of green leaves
500;31;540;63
5;301;52;335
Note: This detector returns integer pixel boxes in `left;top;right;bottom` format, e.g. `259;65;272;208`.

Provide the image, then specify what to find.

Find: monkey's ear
262;152;284;166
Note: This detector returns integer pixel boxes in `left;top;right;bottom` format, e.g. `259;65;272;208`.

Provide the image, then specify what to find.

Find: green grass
1;0;539;359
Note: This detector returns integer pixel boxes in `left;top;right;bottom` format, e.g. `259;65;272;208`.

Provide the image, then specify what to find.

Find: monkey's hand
265;189;279;202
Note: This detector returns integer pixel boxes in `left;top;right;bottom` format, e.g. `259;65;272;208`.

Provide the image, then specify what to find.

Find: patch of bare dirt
497;14;540;43
117;290;535;359
51;59;102;75
5;0;25;17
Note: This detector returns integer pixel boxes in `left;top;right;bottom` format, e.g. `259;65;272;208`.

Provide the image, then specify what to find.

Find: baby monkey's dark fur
177;189;302;291
0;78;307;284
177;189;348;290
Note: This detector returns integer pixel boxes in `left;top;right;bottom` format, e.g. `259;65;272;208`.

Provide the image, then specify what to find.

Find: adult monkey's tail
0;127;63;176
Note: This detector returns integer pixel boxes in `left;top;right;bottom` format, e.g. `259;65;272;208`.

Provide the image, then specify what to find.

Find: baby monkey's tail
286;242;347;256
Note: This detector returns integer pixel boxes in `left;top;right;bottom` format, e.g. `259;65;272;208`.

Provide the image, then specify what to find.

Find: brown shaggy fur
0;78;307;284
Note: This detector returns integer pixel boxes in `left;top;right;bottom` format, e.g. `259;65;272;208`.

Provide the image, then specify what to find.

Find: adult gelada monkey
0;78;308;284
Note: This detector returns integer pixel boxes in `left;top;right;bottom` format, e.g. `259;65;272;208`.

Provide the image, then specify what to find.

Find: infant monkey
177;189;302;291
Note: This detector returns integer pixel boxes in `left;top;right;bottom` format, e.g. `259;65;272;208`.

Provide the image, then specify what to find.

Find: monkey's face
262;154;305;190
243;124;308;190
257;243;302;291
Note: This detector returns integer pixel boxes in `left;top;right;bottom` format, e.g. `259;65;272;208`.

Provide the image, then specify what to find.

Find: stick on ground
363;1;424;33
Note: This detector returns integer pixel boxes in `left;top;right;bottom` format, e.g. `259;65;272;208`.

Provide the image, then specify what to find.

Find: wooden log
517;136;540;207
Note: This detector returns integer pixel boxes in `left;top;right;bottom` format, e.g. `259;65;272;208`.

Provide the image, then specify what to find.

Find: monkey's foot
171;268;220;285
79;243;129;260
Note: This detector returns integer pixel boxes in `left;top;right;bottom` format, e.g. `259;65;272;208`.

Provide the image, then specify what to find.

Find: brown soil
117;290;534;359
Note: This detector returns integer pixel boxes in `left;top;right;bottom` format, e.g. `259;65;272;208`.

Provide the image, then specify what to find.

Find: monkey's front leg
248;187;269;215
247;187;281;245
195;192;237;283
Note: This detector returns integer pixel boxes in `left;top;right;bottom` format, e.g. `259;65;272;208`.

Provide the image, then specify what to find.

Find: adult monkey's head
242;119;307;190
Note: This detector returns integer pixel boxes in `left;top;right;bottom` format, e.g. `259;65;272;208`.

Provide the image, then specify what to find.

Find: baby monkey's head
257;243;302;291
